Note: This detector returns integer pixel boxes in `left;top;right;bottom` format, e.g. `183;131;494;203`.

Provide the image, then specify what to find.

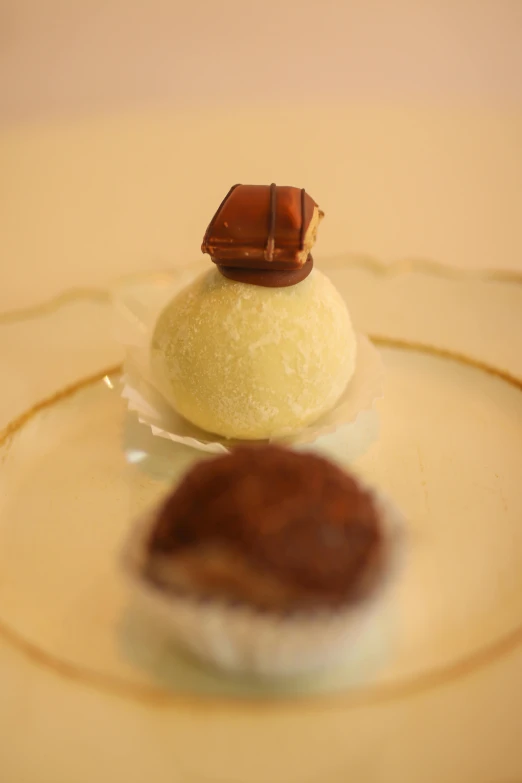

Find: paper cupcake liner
122;489;405;677
113;265;385;455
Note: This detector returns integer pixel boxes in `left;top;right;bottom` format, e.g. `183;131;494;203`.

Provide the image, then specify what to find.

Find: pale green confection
150;267;357;440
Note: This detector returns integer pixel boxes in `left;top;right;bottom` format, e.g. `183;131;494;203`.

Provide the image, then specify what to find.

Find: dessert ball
150;267;356;440
146;445;386;612
150;184;357;440
125;445;402;676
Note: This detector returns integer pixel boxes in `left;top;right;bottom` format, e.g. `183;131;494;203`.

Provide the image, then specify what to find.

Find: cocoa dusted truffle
125;444;404;676
145;445;386;612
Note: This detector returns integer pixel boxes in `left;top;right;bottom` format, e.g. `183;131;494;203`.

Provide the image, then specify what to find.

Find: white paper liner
113;267;385;455
122;488;405;678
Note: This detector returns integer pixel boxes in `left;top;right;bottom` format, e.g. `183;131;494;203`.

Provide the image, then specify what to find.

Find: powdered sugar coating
150;268;356;440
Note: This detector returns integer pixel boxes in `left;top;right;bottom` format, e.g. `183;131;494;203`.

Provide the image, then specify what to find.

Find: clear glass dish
1;255;522;783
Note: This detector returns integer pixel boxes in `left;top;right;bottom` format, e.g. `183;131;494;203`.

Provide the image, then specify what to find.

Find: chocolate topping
299;187;306;250
219;255;314;288
201;184;322;271
265;182;277;262
146;446;386;612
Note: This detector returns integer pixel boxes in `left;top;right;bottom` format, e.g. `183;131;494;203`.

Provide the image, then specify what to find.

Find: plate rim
2;336;522;712
1;253;522;327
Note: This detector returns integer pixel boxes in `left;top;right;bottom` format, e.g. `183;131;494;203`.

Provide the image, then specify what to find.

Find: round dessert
150;184;357;440
147;445;385;610
126;445;403;676
150;266;356;440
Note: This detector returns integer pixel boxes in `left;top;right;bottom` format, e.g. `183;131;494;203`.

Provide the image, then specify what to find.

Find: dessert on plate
123;445;403;677
150;184;358;440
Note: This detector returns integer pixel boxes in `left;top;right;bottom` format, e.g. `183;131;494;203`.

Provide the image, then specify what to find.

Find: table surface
1;103;522;316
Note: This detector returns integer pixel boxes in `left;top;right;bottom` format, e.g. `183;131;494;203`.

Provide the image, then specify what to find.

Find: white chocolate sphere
150;268;356;440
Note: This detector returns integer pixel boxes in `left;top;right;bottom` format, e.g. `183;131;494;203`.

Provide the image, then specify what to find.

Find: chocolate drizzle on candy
201;184;323;288
265;182;277;263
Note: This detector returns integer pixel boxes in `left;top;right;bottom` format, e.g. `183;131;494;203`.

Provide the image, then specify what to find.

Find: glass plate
1;256;522;783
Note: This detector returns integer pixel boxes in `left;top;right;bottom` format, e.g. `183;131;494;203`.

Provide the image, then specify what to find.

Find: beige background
1;0;522;310
2;0;522;120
